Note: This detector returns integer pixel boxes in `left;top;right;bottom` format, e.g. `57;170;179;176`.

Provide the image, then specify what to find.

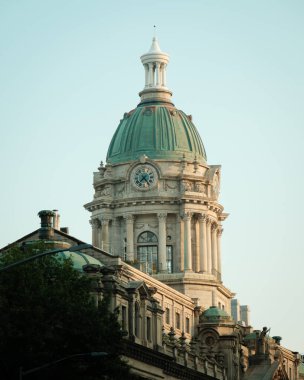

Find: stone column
111;217;120;255
101;217;110;252
144;64;149;88
176;214;184;272
90;218;100;247
128;293;135;340
159;63;164;87
211;223;218;276
183;212;192;272
149;63;154;86
162;63;167;86
198;214;207;273
125;214;135;262
217;227;223;280
194;216;200;272
206;218;212;273
155;62;160;86
158;213;167;273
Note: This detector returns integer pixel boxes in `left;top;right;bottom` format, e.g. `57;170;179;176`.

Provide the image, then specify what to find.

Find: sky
0;0;303;353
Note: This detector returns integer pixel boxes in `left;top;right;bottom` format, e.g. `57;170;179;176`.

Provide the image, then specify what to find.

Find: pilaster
158;213;167;273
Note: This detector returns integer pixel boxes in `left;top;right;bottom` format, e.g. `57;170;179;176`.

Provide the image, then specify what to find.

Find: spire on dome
139;37;173;105
148;37;162;53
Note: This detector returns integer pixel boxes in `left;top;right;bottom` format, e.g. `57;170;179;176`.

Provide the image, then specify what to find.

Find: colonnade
181;212;223;279
90;212;223;280
144;62;167;88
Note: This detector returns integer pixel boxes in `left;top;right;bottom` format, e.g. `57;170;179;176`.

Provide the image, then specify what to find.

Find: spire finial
153;25;156;38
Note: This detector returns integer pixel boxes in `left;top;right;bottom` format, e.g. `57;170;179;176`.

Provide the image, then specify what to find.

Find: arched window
137;231;158;274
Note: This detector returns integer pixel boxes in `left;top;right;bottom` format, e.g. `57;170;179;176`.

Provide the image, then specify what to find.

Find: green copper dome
200;306;232;323
106;104;207;164
56;251;103;271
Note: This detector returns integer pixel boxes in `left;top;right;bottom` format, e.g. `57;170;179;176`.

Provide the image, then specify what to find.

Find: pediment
127;281;154;299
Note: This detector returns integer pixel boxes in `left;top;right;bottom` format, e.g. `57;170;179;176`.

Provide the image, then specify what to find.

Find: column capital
198;213;207;223
158;213;167;221
124;214;135;223
206;216;213;225
90;218;101;228
101;217;111;226
211;223;218;232
181;211;192;221
217;227;224;236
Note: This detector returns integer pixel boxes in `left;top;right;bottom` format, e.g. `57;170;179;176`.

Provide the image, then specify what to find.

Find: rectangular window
175;312;181;330
147;317;151;341
166;245;173;273
165;308;170;324
185;317;190;334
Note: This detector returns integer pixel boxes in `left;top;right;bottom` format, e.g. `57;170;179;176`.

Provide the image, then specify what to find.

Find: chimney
52;209;60;229
38;210;55;240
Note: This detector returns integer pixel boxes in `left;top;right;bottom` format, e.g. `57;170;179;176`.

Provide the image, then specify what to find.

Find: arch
137;231;158;244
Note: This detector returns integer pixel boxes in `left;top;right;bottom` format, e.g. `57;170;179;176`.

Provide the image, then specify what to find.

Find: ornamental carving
98;161;106;177
212;176;220;198
104;164;112;178
101;217;111;225
116;183;125;198
158;213;167;221
198;214;207;223
181;212;192;221
90;218;101;228
181;180;192;192
195;182;206;195
124;214;135;223
100;185;112;197
165;180;177;191
135;223;145;230
217;227;224;236
211;223;218;232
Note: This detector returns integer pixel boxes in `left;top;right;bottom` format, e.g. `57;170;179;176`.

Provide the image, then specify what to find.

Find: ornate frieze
194;182;206;195
181;180;193;192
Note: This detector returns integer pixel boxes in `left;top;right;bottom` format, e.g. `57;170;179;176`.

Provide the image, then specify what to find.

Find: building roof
56;250;103;271
201;306;232;322
106;104;207;164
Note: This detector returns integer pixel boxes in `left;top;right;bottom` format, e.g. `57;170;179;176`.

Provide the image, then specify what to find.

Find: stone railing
160;328;226;380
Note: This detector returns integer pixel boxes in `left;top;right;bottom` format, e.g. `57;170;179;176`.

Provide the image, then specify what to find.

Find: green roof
201;306;232;322
107;103;207;164
56;251;103;271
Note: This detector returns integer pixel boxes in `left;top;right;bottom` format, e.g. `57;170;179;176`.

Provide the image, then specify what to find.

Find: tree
0;243;134;380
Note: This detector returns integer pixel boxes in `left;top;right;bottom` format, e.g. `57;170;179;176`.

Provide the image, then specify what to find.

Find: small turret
139;37;173;105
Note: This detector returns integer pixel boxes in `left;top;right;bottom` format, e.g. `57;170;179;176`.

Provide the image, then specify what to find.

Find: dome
56;250;103;271
201;306;232;322
106;103;207;164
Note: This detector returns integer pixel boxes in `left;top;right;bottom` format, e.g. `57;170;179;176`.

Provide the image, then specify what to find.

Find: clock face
132;165;158;190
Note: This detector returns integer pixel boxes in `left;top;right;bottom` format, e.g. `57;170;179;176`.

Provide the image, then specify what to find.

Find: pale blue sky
0;1;303;352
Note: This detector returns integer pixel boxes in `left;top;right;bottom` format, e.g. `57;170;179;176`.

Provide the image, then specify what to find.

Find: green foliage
0;243;134;380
